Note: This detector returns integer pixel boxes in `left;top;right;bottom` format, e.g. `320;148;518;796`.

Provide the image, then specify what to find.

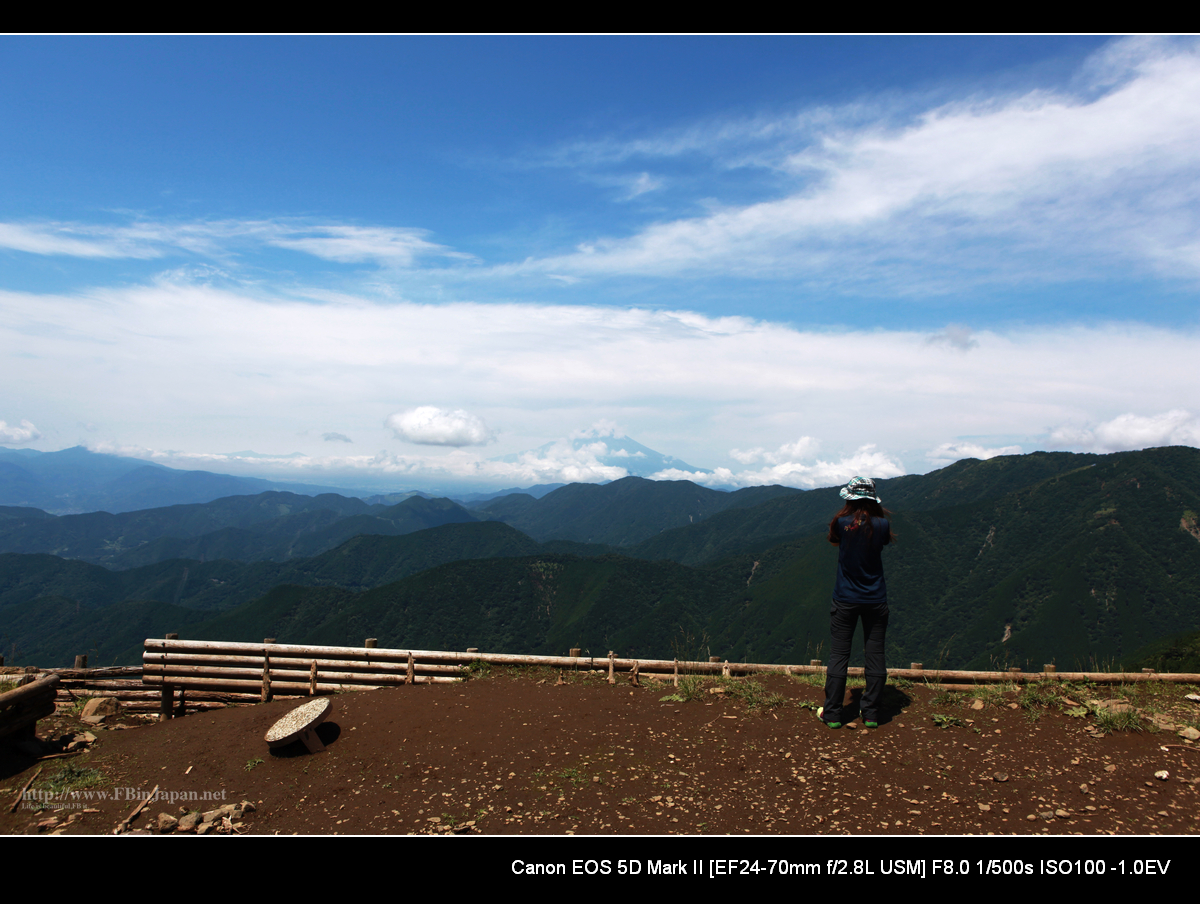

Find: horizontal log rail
7;636;1197;727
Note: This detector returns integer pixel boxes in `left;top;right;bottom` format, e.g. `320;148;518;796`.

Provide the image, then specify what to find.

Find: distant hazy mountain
0;446;366;514
0;491;487;568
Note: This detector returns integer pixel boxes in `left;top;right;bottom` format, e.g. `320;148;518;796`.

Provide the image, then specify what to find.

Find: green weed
42;762;105;795
930;689;965;707
1092;706;1143;734
931;714;964;729
244;757;264;772
1018;682;1061;709
716;677;786;711
464;659;492;679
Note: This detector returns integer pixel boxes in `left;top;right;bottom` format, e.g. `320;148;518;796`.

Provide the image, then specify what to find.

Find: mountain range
1;445;1198;674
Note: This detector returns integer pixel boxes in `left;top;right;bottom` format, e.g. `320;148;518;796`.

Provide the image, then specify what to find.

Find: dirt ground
3;667;1198;838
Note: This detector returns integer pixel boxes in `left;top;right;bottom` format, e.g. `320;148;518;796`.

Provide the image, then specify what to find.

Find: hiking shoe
865;720;879;729
816;706;842;729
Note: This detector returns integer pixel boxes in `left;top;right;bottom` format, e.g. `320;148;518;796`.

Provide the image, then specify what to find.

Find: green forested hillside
2;447;1198;672
0;492;484;568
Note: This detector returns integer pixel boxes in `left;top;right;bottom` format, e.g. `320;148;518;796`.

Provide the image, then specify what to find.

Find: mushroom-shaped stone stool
265;697;332;753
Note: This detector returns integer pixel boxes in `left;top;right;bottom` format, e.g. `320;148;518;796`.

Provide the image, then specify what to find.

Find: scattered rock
1154;770;1169;781
156;812;178;832
970;699;984;710
80;697;121;724
1179;727;1200;741
1150;714;1178;732
177;812;202;832
993;772;1009;782
1089;699;1134;713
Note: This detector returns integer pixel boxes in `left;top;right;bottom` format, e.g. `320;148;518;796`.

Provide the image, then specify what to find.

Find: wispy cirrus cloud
0;218;466;269
511;38;1200;290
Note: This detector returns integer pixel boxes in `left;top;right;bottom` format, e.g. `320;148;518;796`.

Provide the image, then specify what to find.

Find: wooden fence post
262;638;275;703
160;633;178;720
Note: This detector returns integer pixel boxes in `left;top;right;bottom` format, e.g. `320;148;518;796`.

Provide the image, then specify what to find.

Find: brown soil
3;669;1198;837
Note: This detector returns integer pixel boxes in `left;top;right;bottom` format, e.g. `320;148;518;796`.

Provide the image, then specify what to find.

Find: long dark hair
828;498;896;543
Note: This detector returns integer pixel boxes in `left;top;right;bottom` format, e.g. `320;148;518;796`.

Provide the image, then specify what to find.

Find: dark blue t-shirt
831;515;890;604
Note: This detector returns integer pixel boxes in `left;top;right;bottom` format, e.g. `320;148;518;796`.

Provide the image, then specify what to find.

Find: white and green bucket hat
839;476;881;503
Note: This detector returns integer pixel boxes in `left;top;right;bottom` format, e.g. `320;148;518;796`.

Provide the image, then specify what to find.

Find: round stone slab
265;697;332;752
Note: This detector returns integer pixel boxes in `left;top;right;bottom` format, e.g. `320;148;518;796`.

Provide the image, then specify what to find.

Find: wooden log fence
4;638;1198;726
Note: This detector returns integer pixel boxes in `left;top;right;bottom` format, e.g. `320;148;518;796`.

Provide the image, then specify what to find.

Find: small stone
993;772;1009;782
971;699;984;710
178;812;201;831
1105;764;1118;772
156;812;178;832
977;803;991;811
1055;809;1069;818
1079;783;1090;793
1179;727;1200;741
1154;770;1169;781
80;697;120;721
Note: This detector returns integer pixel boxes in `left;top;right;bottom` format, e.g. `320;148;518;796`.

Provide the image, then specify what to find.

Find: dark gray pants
822;598;889;723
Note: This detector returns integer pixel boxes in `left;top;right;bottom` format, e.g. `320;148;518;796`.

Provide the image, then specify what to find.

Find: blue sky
2;36;1199;492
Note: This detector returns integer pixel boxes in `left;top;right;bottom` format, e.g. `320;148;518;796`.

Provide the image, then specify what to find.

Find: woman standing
819;476;895;729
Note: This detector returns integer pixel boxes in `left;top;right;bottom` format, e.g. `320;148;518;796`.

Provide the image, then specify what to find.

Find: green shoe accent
865;721;879;729
817;706;842;729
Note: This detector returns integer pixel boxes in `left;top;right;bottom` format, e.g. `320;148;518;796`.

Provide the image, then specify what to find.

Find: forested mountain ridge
1;446;1197;672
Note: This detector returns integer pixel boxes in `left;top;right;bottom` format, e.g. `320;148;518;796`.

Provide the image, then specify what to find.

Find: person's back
831;513;890;604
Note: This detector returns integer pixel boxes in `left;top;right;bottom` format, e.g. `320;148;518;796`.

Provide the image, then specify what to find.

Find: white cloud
0;218;468;269
0;222;165;259
1050;409;1200;452
386;407;496;447
926;325;978;351
514;38;1200;289
654;445;905;490
926;441;1023;465
323;432;353;443
730;436;819;465
0;419;42;444
4;281;1199;489
266;225;469;267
